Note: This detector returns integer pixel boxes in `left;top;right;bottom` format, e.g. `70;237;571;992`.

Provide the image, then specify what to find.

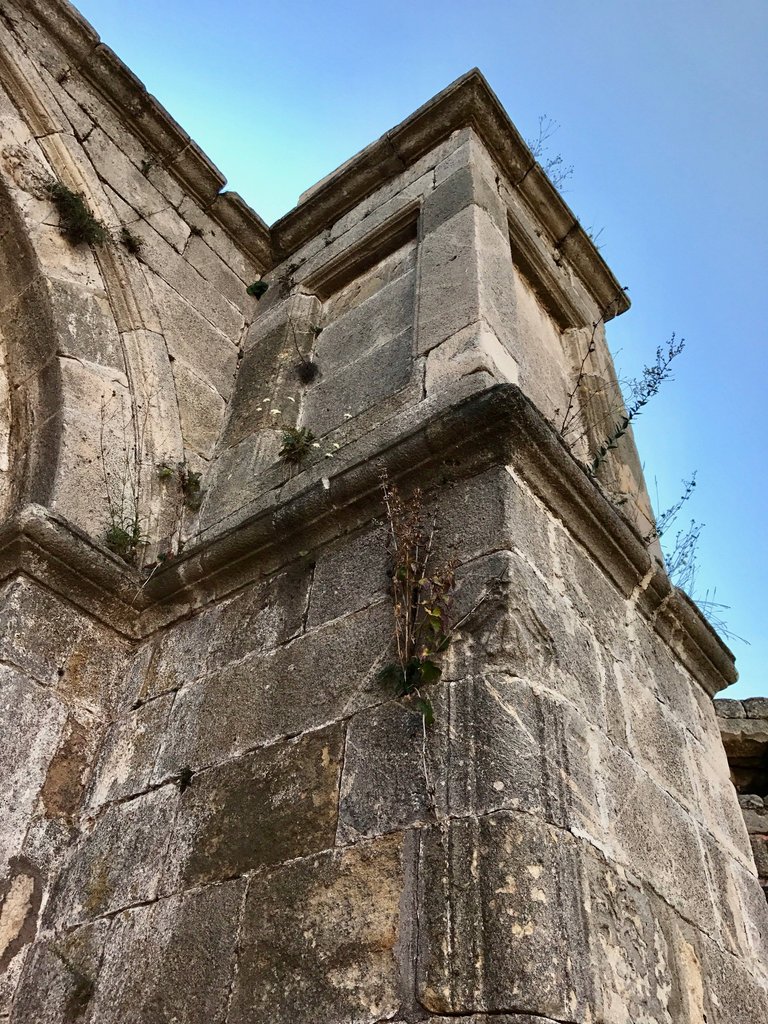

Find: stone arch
0;169;63;520
0;37;185;549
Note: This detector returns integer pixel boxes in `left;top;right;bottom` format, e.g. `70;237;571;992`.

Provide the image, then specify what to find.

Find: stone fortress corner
0;1;766;1021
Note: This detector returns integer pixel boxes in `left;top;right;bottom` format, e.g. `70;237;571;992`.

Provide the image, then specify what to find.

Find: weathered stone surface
164;724;343;889
0;665;67;867
229;834;406;1024
417;812;592;1018
48;786;177;926
338;700;432;842
716;697;746;718
718;714;768;759
87;881;245;1024
145;271;239;400
155;600;391;773
87;693;173;808
314;251;416;376
583;853;675;1023
173;361;226;460
744;696;768;719
302;327;413;436
207;562;312;671
11;920;108;1024
600;743;715;932
308;522;389;627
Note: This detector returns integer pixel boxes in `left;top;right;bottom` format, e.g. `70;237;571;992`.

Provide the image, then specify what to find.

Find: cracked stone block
155;600;391;774
164;723;343;889
229;833;406;1024
417;812;593;1019
86;880;245;1024
47;786;177;927
10;920;108;1024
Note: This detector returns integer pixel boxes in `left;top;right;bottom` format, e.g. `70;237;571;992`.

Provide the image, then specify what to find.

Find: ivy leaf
413;696;435;727
378;663;404;693
419;659;442;685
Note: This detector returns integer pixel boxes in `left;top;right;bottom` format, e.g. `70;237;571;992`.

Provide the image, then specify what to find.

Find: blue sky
76;0;767;698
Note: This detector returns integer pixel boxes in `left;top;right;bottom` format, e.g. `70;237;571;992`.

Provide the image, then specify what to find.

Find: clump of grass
47;181;108;246
279;426;316;465
119;226;143;254
105;520;143;564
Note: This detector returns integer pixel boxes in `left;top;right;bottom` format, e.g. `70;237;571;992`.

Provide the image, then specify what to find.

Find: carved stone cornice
0;384;735;696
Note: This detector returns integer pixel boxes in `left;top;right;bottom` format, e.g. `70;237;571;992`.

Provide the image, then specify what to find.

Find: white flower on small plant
271;409;280;415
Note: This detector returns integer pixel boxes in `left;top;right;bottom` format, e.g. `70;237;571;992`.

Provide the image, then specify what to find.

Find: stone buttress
0;1;766;1021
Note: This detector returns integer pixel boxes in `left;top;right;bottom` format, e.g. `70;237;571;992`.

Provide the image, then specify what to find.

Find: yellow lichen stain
509;919;535;937
0;873;34;959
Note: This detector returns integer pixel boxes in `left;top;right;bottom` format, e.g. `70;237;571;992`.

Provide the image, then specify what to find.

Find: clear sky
75;0;767;698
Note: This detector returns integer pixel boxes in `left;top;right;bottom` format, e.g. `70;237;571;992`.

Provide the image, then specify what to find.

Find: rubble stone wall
0;2;766;1022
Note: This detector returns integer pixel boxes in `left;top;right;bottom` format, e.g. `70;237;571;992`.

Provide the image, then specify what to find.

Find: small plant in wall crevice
47;180;109;246
378;479;456;726
279;426;316;465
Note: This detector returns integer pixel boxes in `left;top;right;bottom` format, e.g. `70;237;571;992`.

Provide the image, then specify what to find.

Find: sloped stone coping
0;383;736;696
22;2;627;312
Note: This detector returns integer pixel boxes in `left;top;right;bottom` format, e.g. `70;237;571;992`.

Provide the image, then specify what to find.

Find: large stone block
87;693;174;808
0;665;67;867
301;327;413;437
600;743;715;933
154;600;391;774
48;786;177;927
86;881;245;1024
145;271;239;400
307;521;389;627
583;853;676;1023
417;812;593;1018
338;675;604;848
229;833;406;1024
11;920;108;1024
207;561;312;671
163;723;343;889
315;256;416;376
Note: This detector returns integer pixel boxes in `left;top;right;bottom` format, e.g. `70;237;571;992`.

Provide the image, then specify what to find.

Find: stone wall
717;699;768;901
0;1;767;1022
